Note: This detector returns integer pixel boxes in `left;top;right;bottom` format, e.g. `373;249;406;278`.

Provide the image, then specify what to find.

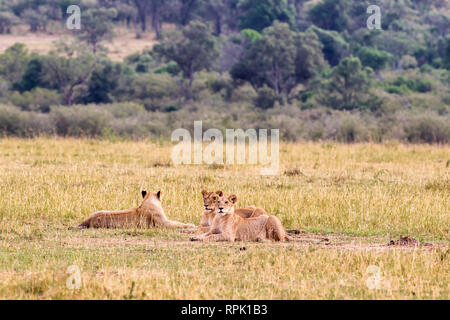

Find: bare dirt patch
0;28;158;61
51;230;448;251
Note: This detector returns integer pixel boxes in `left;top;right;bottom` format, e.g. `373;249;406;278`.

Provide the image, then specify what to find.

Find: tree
0;11;20;34
257;21;297;97
150;0;164;39
231;22;296;98
295;30;328;86
21;7;48;32
308;0;348;32
356;47;392;72
13;57;45;92
154;21;219;98
231;22;326;102
203;0;226;35
319;57;375;111
308;26;349;66
444;37;450;69
179;0;199;26
83;60;122;104
0;43;29;84
78;8;117;53
41;44;96;106
238;0;296;32
133;0;150;32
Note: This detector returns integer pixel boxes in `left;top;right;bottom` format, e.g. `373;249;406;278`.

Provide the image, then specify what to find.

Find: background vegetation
0;0;449;143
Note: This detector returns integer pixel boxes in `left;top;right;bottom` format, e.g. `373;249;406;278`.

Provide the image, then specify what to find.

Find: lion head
201;189;223;212
215;194;237;216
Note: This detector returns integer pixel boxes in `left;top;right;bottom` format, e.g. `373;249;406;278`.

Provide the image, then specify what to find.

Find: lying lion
185;190;268;234
190;194;293;242
76;190;195;229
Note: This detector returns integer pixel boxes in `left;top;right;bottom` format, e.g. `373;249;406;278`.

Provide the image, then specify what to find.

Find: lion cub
76;190;195;229
190;194;292;242
186;190;267;234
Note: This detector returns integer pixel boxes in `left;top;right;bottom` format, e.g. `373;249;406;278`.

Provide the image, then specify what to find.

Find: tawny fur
190;194;293;242
76;190;195;229
185;190;266;234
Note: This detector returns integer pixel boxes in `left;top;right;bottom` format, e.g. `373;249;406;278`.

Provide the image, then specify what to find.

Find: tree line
0;0;448;143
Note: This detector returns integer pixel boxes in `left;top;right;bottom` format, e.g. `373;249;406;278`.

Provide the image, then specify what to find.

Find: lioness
185;190;267;234
190;194;293;242
76;190;195;229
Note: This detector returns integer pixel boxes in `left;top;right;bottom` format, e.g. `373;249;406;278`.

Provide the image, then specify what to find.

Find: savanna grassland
0;138;448;299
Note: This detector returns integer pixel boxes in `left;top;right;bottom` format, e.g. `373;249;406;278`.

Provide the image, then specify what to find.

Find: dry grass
0;138;448;299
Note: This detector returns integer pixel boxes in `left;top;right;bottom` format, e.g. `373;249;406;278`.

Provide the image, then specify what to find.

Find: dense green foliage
0;0;448;143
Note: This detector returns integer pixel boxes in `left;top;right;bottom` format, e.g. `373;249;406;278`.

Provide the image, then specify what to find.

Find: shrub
404;116;449;144
401;55;418;69
0;105;53;136
337;118;362;143
388;76;433;93
0;11;20;34
154;62;181;76
105;102;146;118
11;88;61;112
254;86;278;109
414;79;433;93
51;105;112;137
206;75;233;100
21;9;48;32
356;47;392;71
124;73;179;111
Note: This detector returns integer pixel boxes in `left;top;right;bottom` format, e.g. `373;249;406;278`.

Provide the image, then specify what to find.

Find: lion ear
201;189;209;196
215;190;223;196
229;194;237;204
141;190;147;198
157;190;162;200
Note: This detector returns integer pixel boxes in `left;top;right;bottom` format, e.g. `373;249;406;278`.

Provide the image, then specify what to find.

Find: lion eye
225;201;229;204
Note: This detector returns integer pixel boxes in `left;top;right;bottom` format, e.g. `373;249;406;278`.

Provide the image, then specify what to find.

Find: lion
190;194;293;242
76;190;195;229
185;190;267;234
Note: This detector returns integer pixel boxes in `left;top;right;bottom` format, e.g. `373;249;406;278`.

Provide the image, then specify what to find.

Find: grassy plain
0;27;157;61
0;138;448;299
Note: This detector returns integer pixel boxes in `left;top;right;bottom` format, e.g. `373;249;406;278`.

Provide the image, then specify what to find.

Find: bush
414;79;433;93
0;77;8;98
0;11;20;34
11;88;61;112
388;76;433;93
404;116;449;143
337;118;366;143
0;105;53;136
386;85;409;94
206;75;233;100
356;47;392;71
21;8;48;32
401;55;418;69
154;62;181;76
124;73;179;111
51;105;112;137
104;102;146;118
254;86;278;109
308;26;349;66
